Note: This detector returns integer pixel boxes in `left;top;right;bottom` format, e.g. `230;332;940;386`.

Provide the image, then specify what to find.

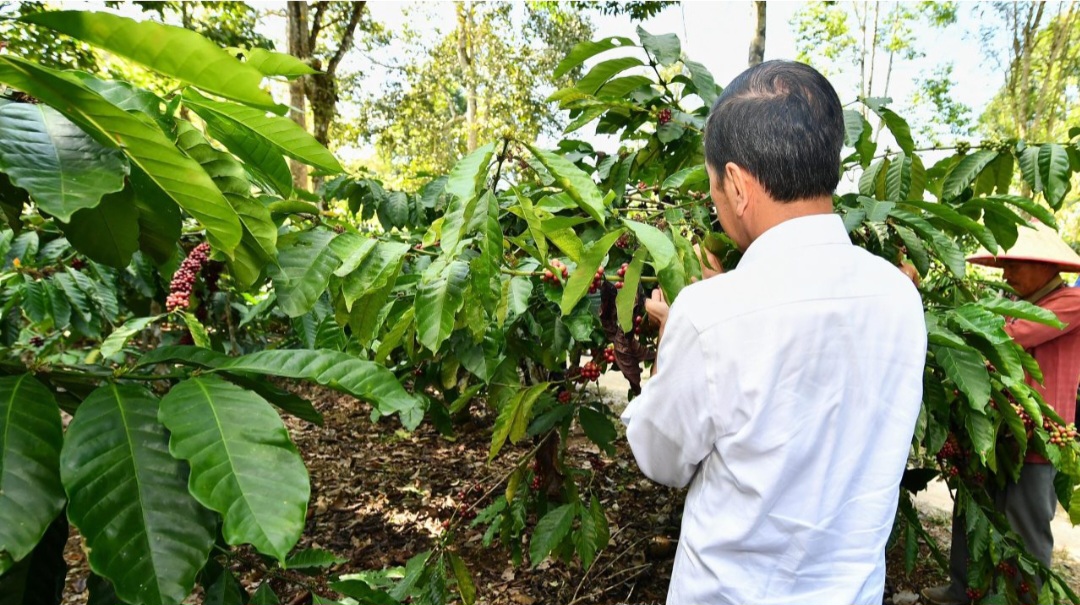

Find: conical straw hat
966;221;1080;272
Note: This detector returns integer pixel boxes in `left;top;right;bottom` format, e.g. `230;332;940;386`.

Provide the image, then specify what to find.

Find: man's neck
750;196;834;242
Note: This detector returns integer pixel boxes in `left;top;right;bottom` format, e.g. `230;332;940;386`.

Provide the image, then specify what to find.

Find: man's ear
724;162;752;217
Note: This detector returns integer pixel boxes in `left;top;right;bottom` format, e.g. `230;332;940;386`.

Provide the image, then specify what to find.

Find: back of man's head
705;60;844;203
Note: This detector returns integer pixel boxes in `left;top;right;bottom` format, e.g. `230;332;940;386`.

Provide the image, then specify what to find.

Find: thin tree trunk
287;1;311;191
866;1;880;98
307;1;365;192
458;2;478;152
748;1;766;67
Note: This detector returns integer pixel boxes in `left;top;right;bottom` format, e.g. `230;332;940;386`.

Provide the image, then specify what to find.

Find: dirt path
55;373;1076;603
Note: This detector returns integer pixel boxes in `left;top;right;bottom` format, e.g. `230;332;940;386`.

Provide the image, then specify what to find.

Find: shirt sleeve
1004;292;1080;349
621;298;717;488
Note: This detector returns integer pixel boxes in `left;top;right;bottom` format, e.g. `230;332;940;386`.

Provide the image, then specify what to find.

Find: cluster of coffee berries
530;474;542;490
614;263;629;290
557;390;572;404
28;335;44;347
938;434;962;460
1018;581;1031;594
615;233;632;249
453;484;480;521
1046;420;1078;446
956;140;971;155
588;267;606;294
996;562;1017;577
70;258;86;270
965;588;982;601
166;243;210;312
658;108;672;126
542;259;569;285
586;453;606;472
602;345;617;364
633;314;647;335
580;360;602;382
1013;403;1035;431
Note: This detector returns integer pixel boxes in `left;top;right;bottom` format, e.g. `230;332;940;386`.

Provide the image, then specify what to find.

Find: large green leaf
136;348;422;430
174;121;276;288
526;143;605;225
270;229;342;318
1038;143;1071;208
889;208;967;277
941;150;998;201
0;375;64;569
489;383;550;461
100;315;163;358
622;219;683;300
636;26;681;66
868;105;914;154
245;48;318;78
195;106;292;198
553;36;636;78
983;195;1057;229
662;165;707;191
933;345;990;410
0;102;127;222
843;109;864;148
1018;145;1042;194
514;188;548;262
444;142;495;204
416;258;470;352
61;384;216;605
182;89;341;174
22;10;277;111
575;57;644;94
331;232;377;277
340;240;409;310
684;60;718;105
0;56;242;255
977;297;1064;328
58;186;140;268
471;191;503;315
884;152;912;201
159;376;309;561
130;167;182;265
529;503;575;567
561;230;623;314
900;200;998;254
617;247;648;333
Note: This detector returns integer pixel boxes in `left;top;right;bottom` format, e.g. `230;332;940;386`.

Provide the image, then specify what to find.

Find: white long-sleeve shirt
621;214;926;605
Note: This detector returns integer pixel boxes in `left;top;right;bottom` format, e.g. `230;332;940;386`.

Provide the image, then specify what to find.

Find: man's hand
647;245;723;343
695;243;723;279
645;288;669;338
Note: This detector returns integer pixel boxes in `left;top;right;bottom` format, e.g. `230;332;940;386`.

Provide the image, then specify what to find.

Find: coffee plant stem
490;137;513;190
0;361;192;382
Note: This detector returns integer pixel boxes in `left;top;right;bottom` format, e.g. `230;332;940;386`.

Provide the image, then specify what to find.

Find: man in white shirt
620;60;927;604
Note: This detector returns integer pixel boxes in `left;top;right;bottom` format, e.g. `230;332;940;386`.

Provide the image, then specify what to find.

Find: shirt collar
1024;276;1065;304
736;213;850;269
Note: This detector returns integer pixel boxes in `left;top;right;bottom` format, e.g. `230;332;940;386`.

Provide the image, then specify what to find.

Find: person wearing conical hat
923;221;1080;605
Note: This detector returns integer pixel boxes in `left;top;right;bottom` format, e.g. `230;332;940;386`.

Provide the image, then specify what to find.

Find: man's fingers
645;290;669;327
694;243;723;279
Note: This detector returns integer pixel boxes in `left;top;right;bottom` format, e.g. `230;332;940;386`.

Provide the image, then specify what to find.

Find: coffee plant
1;11;1080;605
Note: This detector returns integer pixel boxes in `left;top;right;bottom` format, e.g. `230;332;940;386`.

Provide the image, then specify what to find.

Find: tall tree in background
978;1;1080;142
350;3;592;185
793;1;957;115
286;1;369;191
748;1;766;67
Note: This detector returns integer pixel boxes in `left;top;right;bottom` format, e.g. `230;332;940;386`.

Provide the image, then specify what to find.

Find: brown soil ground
57;386;1078;604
